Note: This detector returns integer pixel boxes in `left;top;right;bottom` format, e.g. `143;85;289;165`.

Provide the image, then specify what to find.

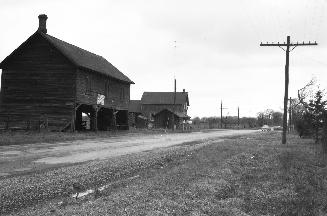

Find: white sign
97;94;105;105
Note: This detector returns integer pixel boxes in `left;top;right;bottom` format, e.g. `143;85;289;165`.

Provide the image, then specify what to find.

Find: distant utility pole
172;78;176;131
172;40;177;131
220;100;227;128
260;36;317;144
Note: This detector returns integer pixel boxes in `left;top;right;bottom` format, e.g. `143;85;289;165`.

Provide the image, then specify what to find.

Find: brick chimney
38;14;48;34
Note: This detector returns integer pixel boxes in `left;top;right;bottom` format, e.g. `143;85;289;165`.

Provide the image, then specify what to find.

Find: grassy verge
0;128;201;146
0;129;162;146
7;132;327;215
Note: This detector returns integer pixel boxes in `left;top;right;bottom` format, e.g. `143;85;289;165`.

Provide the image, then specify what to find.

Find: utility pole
260;36;317;144
220;100;227;128
172;40;177;131
172;78;176;131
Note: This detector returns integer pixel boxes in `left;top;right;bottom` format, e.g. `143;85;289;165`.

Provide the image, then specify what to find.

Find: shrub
322;111;327;153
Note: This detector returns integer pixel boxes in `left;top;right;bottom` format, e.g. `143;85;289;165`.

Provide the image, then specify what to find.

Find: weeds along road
0;129;258;177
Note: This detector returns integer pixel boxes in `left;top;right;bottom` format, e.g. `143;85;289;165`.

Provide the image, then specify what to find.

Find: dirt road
0;129;257;177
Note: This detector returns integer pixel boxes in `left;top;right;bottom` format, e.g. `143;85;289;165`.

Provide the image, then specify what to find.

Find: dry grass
5;132;327;215
0;129;165;146
0;128;199;146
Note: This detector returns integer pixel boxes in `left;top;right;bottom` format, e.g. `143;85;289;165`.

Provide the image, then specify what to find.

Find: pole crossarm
260;42;318;47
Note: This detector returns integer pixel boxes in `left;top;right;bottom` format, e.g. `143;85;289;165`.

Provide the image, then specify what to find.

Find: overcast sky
1;0;327;118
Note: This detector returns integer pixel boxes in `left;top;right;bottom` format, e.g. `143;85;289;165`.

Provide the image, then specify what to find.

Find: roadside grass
9;131;327;215
0;128;204;146
0;129;164;146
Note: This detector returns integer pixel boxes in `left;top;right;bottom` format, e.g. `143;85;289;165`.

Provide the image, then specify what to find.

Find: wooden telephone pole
220;100;227;128
172;78;176;131
260;36;317;144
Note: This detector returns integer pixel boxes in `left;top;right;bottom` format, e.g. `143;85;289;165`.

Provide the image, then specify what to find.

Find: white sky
0;0;327;118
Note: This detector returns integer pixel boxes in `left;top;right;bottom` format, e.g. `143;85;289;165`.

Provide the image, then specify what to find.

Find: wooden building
0;14;134;131
153;108;190;129
128;100;147;128
140;90;189;120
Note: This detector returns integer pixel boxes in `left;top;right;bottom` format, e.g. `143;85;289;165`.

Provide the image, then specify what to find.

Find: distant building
128;100;147;128
0;14;134;131
141;90;189;120
153;108;190;129
128;89;190;129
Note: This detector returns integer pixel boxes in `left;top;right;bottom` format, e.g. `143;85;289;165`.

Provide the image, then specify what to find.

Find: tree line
191;110;283;129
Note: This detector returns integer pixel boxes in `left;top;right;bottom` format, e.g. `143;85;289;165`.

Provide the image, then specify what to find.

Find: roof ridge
37;32;134;84
41;32;105;59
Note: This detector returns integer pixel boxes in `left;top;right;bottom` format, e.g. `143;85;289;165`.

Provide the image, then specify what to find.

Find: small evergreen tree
305;90;327;142
322;110;327;152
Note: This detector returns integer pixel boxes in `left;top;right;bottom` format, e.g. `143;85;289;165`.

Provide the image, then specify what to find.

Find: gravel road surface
0;129;257;177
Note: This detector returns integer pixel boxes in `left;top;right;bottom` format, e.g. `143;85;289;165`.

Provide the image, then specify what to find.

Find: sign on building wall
97;94;105;105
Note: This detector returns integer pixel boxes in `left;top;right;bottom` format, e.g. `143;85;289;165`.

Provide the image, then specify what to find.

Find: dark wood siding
142;104;185;119
154;109;181;129
76;69;130;110
0;34;75;130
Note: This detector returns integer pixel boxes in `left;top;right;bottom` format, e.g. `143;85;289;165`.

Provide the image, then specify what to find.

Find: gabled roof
154;108;190;119
129;100;141;113
0;31;134;84
141;92;189;105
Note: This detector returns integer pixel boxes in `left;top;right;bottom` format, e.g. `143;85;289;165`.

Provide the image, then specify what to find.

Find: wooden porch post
95;106;98;132
71;106;75;132
92;105;98;132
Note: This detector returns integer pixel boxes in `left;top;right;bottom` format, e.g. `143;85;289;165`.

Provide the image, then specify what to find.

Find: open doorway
81;112;91;130
116;110;129;130
97;107;113;130
75;104;95;131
